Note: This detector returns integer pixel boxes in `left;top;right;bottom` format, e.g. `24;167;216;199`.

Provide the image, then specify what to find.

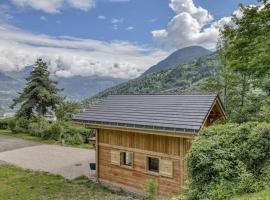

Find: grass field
232;188;270;200
0;129;92;149
0;164;139;200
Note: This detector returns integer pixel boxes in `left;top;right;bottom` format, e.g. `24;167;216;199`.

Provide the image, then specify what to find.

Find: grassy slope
0;129;92;149
0;164;139;200
232;188;270;200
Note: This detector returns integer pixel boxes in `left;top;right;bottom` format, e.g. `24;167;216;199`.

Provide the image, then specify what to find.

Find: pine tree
11;58;62;119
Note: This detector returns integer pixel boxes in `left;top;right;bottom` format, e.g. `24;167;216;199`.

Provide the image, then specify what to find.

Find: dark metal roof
73;94;219;133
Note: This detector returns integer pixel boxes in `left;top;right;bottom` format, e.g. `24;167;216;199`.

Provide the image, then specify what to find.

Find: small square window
121;152;133;167
147;157;159;173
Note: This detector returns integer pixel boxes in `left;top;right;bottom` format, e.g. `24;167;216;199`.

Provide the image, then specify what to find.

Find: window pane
122;152;132;166
148;157;159;173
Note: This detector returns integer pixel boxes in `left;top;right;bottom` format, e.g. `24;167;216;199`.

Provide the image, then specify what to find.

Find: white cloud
111;18;123;24
67;0;95;11
9;0;95;14
126;26;134;31
40;16;47;21
152;0;229;50
98;15;106;20
0;25;168;79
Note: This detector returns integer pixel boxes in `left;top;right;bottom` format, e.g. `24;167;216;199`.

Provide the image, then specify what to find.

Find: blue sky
0;0;258;79
3;0;256;45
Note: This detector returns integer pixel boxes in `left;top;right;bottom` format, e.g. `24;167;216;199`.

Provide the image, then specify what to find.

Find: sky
0;0;258;79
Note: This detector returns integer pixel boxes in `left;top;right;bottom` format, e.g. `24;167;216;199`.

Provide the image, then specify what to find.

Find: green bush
0;118;11;129
28;118;50;137
8;118;17;132
4;115;94;146
45;122;65;140
15;117;30;132
145;179;158;200
27;120;94;145
62;125;93;145
187;122;270;200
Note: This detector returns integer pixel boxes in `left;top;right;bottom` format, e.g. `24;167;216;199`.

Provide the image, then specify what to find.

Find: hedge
187;122;270;200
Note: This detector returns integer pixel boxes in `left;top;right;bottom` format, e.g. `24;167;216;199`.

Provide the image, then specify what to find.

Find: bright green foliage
187;122;270;200
55;101;80;121
212;1;270;123
3;116;94;146
27;121;93;145
28;117;50;138
11;59;61;119
145;179;158;200
219;2;270;79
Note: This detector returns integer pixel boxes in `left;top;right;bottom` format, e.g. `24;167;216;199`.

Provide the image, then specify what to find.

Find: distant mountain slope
85;52;220;104
0;72;15;82
0;67;125;115
57;75;125;100
143;46;212;75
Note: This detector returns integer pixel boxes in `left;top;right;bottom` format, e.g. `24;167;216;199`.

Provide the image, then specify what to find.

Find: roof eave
74;119;198;138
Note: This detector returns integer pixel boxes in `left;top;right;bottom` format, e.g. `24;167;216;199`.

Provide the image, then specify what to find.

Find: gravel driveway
0;135;95;179
0;135;39;152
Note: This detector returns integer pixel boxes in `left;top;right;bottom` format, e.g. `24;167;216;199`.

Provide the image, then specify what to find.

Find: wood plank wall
98;128;193;196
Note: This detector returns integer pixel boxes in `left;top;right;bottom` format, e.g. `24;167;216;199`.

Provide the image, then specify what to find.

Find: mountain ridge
143;46;212;75
84;51;220;104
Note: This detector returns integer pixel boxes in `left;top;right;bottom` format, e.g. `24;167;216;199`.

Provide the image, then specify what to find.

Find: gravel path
0;135;95;179
0;135;39;152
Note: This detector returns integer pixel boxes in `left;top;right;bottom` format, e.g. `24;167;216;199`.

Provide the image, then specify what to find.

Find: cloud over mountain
152;0;230;50
0;25;168;79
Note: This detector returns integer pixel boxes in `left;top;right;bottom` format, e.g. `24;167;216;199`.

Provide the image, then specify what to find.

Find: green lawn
0;129;92;149
0;164;139;200
233;188;270;200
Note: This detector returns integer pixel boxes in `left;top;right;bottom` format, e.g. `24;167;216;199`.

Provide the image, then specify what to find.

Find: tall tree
11;59;61;119
216;1;270;122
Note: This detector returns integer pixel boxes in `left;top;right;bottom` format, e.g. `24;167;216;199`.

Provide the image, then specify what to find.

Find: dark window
148;157;159;173
121;152;133;166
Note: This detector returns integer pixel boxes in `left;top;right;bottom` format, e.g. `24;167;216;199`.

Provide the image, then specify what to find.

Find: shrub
187;122;270;200
45;122;65;140
40;122;94;145
28;118;50;137
15;117;30;132
8;118;17;132
62;125;93;145
145;179;158;200
0;118;11;129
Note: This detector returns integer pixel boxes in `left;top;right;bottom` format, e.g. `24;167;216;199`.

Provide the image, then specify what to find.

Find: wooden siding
98;129;193;196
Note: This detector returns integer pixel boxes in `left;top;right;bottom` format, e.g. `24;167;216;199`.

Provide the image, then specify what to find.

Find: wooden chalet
73;94;226;196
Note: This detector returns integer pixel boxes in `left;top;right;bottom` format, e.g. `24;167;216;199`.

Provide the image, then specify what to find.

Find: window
147;157;159;173
121;152;133;167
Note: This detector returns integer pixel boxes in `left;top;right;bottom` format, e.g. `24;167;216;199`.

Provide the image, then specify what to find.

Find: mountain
143;46;212;75
84;52;221;104
0;72;15;82
0;67;125;115
57;75;125;100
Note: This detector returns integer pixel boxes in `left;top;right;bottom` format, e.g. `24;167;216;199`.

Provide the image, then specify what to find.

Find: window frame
120;151;134;169
146;156;160;175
